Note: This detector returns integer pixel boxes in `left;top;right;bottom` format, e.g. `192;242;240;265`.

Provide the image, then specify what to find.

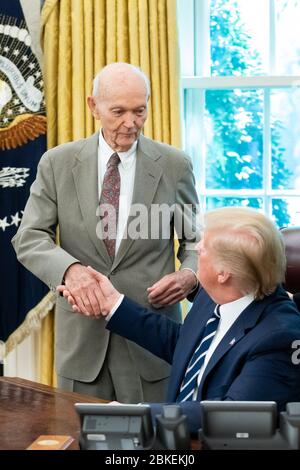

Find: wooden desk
0;377;105;450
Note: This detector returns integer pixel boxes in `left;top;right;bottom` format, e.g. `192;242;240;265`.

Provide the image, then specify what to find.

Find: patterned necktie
99;152;120;258
176;305;221;402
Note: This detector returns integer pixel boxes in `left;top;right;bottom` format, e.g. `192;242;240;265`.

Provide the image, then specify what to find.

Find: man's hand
57;266;122;317
86;266;122;315
58;263;103;316
147;270;198;307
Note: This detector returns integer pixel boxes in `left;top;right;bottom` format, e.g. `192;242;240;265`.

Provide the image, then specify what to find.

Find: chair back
280;227;300;294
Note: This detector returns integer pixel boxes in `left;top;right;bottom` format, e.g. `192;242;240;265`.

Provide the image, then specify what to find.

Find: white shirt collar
218;293;255;329
99;130;137;170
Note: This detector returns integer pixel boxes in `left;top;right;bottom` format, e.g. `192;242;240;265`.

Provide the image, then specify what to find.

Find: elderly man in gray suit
12;62;199;403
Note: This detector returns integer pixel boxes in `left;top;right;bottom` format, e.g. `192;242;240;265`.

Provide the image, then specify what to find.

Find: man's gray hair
92;62;151;99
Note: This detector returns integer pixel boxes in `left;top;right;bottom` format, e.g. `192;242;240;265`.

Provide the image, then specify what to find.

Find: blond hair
204;207;286;299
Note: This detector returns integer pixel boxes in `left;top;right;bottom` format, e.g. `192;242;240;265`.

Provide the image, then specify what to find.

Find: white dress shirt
98;130;137;254
194;293;255;395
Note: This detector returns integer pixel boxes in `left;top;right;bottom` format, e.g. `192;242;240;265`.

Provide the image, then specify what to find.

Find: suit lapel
197;295;271;400
172;316;209;400
168;292;216;401
112;135;163;269
72;132;111;266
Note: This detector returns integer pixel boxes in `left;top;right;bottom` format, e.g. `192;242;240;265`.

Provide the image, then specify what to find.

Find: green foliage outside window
207;0;292;226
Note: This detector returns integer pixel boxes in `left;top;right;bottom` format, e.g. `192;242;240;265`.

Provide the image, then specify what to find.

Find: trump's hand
86;266;122;315
147;270;198;307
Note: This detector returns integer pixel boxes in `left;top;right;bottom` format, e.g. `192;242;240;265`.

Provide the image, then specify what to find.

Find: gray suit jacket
12;132;199;382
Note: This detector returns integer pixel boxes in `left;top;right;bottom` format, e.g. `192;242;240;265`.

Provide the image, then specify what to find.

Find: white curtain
4;331;39;380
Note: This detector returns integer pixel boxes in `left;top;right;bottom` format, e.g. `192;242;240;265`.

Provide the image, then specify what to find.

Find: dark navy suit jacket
107;286;300;433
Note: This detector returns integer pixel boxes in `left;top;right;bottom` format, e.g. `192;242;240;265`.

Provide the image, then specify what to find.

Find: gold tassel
2;291;56;360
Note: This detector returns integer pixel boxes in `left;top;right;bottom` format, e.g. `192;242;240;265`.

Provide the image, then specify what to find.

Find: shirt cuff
105;294;125;322
181;267;199;293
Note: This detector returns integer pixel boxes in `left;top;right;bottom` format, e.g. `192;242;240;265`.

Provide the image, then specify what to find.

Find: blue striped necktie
176;305;221;402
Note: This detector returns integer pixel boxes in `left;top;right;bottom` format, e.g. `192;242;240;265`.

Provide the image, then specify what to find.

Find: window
177;0;300;227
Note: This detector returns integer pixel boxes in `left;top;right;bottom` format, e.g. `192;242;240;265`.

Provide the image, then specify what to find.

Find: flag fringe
2;291;56;360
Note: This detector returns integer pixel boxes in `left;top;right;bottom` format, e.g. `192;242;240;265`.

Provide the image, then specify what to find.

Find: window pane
177;0;195;75
205;89;263;189
183;88;203;188
272;198;300;227
210;0;269;76
271;89;300;190
276;0;300;75
206;197;263;211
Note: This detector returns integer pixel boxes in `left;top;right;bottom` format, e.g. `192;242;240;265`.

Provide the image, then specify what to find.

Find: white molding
269;0;276;74
202;189;300;197
194;0;211;76
264;89;272;216
177;0;195;76
181;76;300;89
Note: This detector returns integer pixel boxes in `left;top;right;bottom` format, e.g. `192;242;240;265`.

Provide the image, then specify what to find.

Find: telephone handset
155;405;191;450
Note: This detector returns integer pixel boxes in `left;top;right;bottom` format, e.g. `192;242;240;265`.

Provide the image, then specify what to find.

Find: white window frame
178;0;300;218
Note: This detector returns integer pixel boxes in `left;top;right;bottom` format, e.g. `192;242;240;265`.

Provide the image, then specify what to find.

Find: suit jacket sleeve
11;151;80;291
174;156;200;273
106;296;182;364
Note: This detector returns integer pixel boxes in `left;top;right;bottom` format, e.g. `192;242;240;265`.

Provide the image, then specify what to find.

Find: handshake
57;263;197;317
57;266;122;318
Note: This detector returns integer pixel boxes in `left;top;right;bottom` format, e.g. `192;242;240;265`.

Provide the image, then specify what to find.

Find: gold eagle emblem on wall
0;17;46;150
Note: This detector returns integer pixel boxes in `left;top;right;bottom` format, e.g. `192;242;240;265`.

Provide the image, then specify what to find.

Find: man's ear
87;96;100;119
217;270;231;284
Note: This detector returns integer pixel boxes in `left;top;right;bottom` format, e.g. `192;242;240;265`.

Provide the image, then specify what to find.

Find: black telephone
75;403;190;450
199;400;300;450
